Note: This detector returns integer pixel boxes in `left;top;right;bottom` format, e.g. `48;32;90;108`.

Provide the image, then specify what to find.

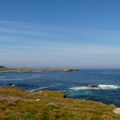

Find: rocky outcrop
113;108;120;114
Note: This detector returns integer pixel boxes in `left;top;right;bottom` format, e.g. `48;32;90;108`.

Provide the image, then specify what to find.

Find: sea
0;69;120;106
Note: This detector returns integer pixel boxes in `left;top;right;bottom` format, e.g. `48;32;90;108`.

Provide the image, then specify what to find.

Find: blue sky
1;0;120;68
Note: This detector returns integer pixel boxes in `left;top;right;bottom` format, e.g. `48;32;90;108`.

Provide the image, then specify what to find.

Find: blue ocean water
0;69;120;106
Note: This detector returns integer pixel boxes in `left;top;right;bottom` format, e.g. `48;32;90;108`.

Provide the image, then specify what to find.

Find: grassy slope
0;88;120;120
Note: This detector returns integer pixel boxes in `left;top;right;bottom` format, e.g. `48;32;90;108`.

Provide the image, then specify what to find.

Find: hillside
0;88;120;120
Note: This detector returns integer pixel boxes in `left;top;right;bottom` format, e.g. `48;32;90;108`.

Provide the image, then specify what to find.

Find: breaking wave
30;84;59;92
70;84;120;90
30;86;49;92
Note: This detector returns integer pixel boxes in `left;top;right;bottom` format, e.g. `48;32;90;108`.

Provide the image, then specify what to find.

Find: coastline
0;87;120;120
0;67;79;73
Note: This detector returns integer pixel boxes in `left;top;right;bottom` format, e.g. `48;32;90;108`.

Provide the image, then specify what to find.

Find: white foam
30;86;48;92
98;84;120;89
70;86;93;90
70;84;120;91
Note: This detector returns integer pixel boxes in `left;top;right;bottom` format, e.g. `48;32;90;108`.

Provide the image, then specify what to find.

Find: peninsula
0;66;79;72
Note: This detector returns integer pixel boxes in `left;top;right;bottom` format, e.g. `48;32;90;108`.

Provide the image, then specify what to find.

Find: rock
8;97;20;103
113;108;120;114
88;84;98;88
36;99;40;101
46;103;59;108
63;93;67;98
7;83;15;87
38;91;42;93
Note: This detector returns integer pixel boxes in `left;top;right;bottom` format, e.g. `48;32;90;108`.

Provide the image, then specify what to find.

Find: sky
0;0;120;68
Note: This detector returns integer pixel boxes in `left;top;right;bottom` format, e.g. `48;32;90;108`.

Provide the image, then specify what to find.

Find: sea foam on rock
70;84;120;90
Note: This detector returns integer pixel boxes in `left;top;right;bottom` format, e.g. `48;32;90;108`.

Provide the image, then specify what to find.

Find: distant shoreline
0;66;79;73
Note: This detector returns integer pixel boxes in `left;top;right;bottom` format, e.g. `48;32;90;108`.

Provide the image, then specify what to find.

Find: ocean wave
30;84;63;92
30;86;49;92
70;84;120;90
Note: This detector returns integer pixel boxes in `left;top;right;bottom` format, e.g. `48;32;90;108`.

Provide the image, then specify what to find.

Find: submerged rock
88;84;99;88
7;83;15;87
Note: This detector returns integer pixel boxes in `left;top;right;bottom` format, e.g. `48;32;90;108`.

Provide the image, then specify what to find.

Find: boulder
113;108;120;114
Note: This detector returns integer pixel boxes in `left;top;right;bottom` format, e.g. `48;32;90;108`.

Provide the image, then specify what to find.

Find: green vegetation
0;88;120;120
0;65;6;68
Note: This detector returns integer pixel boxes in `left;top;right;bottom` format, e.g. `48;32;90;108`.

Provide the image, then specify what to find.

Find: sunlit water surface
0;69;120;106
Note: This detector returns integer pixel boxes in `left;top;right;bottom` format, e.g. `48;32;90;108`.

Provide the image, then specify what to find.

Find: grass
0;88;120;120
